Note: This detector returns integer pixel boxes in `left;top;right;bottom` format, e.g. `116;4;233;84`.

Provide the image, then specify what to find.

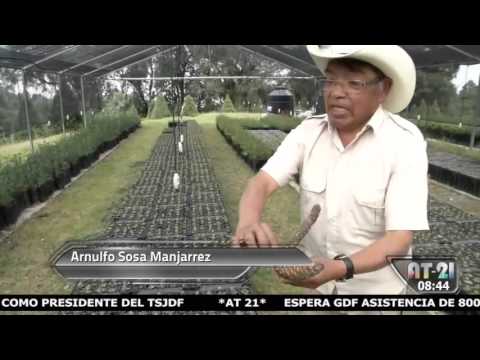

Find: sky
451;64;480;93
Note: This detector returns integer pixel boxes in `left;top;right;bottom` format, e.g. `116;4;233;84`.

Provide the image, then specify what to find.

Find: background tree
419;99;428;120
102;92;134;114
150;95;171;118
412;65;459;113
182;95;198;116
222;94;235;112
430;99;442;119
458;80;478;124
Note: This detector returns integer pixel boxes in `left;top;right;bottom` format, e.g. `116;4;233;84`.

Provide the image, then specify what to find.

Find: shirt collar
366;105;387;134
314;105;387;135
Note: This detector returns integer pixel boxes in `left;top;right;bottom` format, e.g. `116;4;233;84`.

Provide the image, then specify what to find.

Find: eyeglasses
320;77;384;94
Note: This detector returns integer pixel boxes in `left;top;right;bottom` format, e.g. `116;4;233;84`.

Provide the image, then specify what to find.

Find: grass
0;133;72;160
198;113;306;295
195;112;262;125
427;138;480;162
0;119;165;294
147;112;262;126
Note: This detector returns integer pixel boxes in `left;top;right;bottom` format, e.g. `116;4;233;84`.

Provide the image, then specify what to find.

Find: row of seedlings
428;150;480;197
0;113;140;231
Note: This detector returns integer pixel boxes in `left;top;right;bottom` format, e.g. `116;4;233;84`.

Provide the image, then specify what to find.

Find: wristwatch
334;254;355;281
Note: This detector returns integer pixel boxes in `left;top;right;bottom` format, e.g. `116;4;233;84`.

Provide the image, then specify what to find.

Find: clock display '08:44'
416;280;450;292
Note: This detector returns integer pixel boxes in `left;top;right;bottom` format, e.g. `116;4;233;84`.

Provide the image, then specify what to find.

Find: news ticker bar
1;295;480;312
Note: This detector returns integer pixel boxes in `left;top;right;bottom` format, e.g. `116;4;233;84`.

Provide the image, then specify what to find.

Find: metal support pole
80;76;87;128
462;65;469;127
57;74;66;134
22;70;34;153
106;75;317;81
470;127;476;148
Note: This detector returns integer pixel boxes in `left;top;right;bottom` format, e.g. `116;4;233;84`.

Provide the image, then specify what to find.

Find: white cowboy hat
306;45;416;113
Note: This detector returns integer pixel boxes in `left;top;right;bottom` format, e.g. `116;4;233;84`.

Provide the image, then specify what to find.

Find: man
232;45;429;295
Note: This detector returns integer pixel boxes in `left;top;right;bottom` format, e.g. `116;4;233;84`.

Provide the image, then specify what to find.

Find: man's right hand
232;222;279;248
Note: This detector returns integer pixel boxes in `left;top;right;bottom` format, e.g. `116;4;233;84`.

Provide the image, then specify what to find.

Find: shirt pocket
300;177;327;220
299;177;327;254
352;186;386;232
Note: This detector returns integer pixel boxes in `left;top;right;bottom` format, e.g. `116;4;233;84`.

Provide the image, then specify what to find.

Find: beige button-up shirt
262;106;429;294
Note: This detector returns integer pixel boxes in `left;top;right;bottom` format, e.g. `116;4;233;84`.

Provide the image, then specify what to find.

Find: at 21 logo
388;257;459;294
407;261;455;280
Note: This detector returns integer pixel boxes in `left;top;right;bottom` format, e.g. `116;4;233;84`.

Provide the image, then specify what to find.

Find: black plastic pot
27;187;39;205
94;147;102;158
1;200;21;226
54;171;70;189
14;191;30;210
429;163;480;198
77;156;86;169
78;155;89;169
88;153;96;165
64;167;72;184
0;207;6;230
96;143;103;154
57;170;70;189
70;162;80;178
38;179;55;202
85;155;93;167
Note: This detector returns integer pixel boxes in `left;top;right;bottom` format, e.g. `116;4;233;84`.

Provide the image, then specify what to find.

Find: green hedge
259;114;301;132
0;160;15;206
217;115;274;162
226;114;301;132
411;118;478;145
0;111;140;207
216;114;302;169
